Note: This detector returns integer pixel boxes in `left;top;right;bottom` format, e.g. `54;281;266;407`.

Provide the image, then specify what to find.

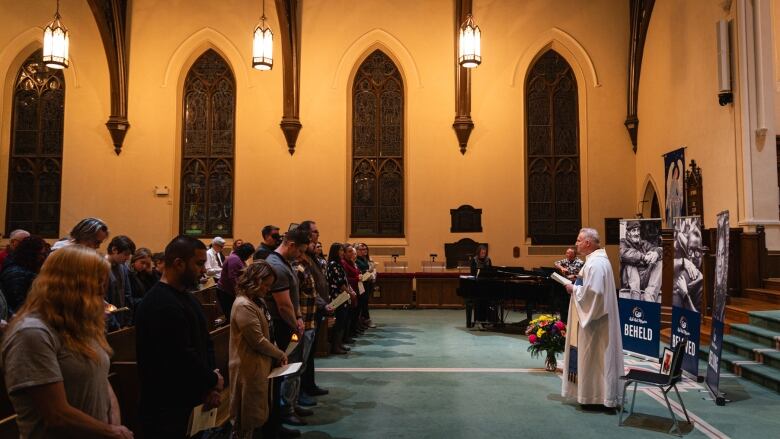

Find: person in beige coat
229;260;287;438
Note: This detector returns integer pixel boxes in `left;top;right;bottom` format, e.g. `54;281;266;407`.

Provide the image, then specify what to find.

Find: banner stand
700;389;728;406
623;351;658;363
683;370;704;383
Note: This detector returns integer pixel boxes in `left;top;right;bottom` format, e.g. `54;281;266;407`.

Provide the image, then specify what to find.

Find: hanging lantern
458;14;481;68
252;0;273;70
42;0;70;69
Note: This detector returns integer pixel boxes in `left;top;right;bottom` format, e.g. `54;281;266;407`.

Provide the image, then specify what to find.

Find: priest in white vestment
561;228;624;408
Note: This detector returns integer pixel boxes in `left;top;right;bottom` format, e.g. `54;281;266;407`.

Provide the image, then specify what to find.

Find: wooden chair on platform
618;338;690;436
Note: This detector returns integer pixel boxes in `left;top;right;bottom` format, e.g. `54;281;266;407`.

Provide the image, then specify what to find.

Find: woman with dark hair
341;244;363;339
218;243;256;320
0;236;48;314
229;260;286;439
326;243;354;354
470;244;492;275
355;243;377;329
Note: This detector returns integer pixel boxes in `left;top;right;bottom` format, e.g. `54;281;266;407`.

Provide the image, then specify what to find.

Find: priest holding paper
561;228;624;410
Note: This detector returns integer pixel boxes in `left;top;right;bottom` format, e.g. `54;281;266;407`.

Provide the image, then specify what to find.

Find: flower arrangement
526;314;566;371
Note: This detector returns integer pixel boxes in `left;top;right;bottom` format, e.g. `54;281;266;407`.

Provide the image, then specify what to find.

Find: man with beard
619;220;662;302
254;225;282;260
135;236;223;438
296;221;332;401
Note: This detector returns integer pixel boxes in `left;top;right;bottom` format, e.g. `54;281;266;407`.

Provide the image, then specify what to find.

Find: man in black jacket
135;235;224;438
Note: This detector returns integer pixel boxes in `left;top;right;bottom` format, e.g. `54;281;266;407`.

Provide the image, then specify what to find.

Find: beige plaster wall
636;0;740;231
0;0;112;239
0;0;634;269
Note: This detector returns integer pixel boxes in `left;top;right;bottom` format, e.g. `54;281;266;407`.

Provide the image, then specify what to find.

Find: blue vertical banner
671;307;701;377
663;148;686;228
618;298;662;358
706;210;730;404
618;218;663;359
671;216;704;377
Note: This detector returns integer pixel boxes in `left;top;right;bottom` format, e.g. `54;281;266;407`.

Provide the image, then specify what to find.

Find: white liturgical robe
561;248;625;407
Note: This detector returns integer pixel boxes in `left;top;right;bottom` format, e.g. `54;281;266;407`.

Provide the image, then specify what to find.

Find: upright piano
456;266;567;328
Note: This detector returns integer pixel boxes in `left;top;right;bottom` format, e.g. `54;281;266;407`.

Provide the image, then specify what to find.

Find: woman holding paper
341;245;363;339
327;243;353;355
355;243;377;330
229;260;288;439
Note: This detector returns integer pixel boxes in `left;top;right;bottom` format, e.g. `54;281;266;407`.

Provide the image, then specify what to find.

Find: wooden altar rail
373;272;463;309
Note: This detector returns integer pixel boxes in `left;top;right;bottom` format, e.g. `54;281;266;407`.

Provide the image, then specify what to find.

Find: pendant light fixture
458;13;481;68
42;0;70;69
252;0;273;70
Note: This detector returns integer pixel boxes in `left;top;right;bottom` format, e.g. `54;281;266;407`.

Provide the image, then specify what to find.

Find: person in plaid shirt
555;248;584;280
280;242;320;424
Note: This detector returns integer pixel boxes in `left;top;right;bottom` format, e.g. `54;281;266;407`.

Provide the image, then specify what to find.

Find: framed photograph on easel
660;348;674;375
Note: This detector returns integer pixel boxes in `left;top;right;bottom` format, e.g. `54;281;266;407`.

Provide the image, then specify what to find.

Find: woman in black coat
0;236;48;314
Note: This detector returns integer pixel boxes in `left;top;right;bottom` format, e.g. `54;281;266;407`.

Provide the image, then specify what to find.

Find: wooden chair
618;338;690;436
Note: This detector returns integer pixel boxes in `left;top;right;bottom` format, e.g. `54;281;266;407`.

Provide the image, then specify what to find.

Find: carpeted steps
698;310;780;394
764;278;780;290
742;287;780;304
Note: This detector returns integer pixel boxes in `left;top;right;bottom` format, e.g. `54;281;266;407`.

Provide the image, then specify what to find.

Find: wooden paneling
374;274;414;308
416;275;462;308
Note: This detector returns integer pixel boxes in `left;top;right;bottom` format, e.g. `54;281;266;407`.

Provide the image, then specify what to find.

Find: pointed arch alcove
525;49;581;245
179;49;236;238
349;49;405;238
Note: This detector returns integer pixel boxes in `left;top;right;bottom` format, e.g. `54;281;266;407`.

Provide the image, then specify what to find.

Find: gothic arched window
180;50;235;237
351;50;404;237
526;50;581;245
5;50;64;237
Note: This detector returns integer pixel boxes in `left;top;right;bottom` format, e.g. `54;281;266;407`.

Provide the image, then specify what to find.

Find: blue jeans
280;328;316;412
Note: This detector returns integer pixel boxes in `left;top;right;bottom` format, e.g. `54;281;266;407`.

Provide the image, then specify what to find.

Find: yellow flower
537;328;545;338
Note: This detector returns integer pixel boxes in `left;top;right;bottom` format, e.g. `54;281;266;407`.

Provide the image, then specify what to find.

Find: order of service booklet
188;404;217;436
268;362;303;379
551;272;573;286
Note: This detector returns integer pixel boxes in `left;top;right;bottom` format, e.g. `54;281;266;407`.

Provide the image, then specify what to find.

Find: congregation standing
0;217;378;438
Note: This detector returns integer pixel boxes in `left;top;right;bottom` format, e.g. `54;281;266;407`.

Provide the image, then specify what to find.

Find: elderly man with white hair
561;228;624;411
205;236;226;281
0;229;30;269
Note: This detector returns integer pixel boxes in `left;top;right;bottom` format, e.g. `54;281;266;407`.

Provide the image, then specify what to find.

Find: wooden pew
108;324;231;438
0;373;17;439
106;326;136;362
0;414;18;439
315;317;333;357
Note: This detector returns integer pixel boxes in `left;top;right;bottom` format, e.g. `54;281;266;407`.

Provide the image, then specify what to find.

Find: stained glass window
351;50;404;237
6;50;64;238
180;50;235;237
526;50;581;245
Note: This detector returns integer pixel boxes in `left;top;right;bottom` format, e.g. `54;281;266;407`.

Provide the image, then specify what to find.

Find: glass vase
545;351;558;372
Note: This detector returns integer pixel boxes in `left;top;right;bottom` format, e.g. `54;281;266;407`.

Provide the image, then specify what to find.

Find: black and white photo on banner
673;216;704;312
619;219;663;303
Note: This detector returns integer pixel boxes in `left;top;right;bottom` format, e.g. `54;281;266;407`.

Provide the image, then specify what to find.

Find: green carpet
296;309;780;438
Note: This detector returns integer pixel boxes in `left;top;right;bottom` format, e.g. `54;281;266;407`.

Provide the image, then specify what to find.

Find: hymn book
188;404;217;436
329;291;350;308
268;362;303;379
551;272;573;286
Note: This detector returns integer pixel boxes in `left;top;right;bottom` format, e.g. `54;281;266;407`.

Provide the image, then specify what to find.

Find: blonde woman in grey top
1;246;133;438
